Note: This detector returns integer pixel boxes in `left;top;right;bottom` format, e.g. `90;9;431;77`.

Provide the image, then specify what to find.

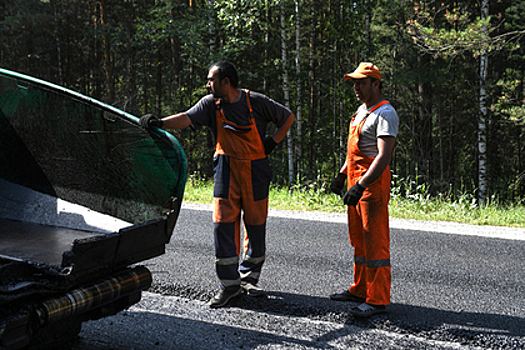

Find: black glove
139;114;164;129
330;173;346;197
264;137;278;155
343;182;365;206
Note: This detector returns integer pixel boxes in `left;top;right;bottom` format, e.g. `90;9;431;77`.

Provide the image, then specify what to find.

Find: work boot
208;287;241;308
329;290;365;302
241;281;265;297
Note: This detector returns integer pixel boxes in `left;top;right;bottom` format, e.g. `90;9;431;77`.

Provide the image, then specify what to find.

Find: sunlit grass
183;175;525;228
389;194;525;227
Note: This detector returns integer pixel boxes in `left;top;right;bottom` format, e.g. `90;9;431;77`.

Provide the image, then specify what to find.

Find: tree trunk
100;0;114;102
280;1;295;185
417;54;432;189
308;0;315;176
263;2;269;92
155;50;162;116
169;5;182;100
50;0;63;85
478;0;489;204
364;0;371;59
295;0;302;179
207;0;216;54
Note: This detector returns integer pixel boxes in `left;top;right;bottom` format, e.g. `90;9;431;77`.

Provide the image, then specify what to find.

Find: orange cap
344;62;381;80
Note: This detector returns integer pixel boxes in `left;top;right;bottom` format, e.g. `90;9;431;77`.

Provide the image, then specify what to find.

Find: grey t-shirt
351;101;399;157
185;90;293;142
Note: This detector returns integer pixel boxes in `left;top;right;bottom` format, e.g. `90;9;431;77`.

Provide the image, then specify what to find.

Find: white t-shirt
351;101;399;158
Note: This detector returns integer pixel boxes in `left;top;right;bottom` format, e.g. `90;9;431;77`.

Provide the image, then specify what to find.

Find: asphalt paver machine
0;68;187;349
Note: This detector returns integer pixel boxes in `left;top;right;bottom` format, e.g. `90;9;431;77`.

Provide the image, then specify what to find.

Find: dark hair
210;61;239;88
369;77;382;91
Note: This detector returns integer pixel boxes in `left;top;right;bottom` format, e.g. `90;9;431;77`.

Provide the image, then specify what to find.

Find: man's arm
270;113;295;143
139;112;192;130
141;95;215;130
161;113;192;130
263;113;295;155
330;161;348;196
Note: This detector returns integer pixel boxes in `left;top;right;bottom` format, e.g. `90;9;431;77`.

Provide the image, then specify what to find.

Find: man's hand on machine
139;114;164;129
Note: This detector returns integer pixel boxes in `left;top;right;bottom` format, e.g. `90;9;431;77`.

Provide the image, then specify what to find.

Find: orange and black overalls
212;91;271;291
346;100;392;306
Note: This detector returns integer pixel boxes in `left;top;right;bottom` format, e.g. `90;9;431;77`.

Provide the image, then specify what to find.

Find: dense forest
1;0;524;204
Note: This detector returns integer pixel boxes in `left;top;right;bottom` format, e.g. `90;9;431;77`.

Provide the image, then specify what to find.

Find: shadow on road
71;310;333;350
67;290;524;350
231;290;525;348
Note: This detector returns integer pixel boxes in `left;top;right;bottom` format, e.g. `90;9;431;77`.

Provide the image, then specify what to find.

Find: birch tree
478;0;488;204
294;0;303;179
280;1;295;185
208;0;216;54
99;0;115;102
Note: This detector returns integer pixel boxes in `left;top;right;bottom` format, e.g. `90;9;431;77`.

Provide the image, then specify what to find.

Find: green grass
183;177;525;228
389;194;525;227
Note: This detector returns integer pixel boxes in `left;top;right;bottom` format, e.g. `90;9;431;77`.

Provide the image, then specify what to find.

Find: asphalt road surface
69;203;525;350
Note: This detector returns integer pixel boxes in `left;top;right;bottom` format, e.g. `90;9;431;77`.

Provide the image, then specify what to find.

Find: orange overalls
346;100;392;306
212;91;271;291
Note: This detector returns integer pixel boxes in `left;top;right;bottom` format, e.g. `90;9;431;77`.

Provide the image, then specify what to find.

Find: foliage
492;74;525;124
409;11;502;58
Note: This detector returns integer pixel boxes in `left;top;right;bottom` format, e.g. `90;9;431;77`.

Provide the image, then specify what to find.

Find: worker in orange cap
329;62;399;317
140;61;294;308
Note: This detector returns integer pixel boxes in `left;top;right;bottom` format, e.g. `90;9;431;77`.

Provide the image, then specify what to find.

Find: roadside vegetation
183;176;525;228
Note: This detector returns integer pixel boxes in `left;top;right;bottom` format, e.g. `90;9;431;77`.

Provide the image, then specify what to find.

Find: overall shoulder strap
366;100;389;115
244;89;253;114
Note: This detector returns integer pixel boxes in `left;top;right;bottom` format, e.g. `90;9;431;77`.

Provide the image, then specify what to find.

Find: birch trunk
155;50;162;116
295;0;302;179
100;0;114;102
263;1;269;92
50;0;63;86
364;0;371;58
309;0;315;173
207;0;216;54
478;0;489;204
280;1;295;185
